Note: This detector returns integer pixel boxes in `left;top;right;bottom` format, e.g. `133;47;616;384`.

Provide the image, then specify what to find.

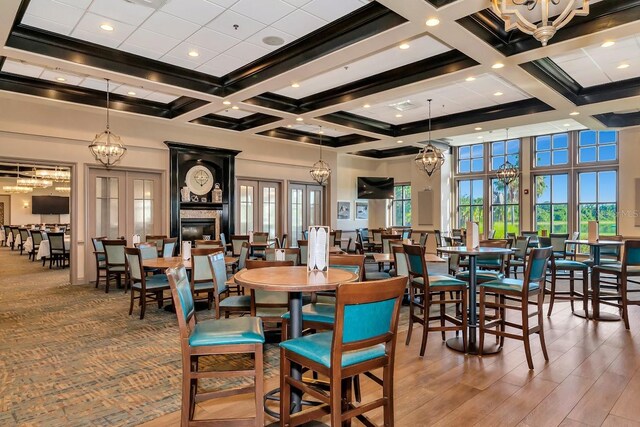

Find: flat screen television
357;177;394;199
32;196;70;215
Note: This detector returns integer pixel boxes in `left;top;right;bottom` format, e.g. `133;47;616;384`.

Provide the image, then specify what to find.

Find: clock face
185;165;214;196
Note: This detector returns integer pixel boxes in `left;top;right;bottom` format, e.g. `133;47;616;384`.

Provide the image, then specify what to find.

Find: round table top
565;239;623;246
437;246;513;256
234;266;358;292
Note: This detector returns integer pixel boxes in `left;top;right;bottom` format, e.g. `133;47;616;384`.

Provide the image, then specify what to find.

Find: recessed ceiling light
601;41;615;48
395;114;403;118
477;136;484;139
399;43;410;50
318;130;324;135
465;77;476;82
127;91;136;96
287;124;292;128
570;111;580;116
291;82;300;88
56;77;66;82
426;18;440;27
188;50;199;57
222;100;231;105
475;127;482;131
262;35;285;46
494;91;503;96
492;63;505;69
363;104;371;108
100;24;114;31
397;140;403;144
564;123;571;127
296;117;303;122
617;63;630;69
231;105;239;110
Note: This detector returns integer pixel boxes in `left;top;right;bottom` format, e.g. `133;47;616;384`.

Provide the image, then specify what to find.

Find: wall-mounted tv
357;177;394;199
32;196;70;215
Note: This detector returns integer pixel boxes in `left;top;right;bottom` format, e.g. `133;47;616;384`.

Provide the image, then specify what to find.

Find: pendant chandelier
55;186;71;193
491;0;589;47
309;127;331;185
495;128;519;186
17;169;53;188
414;99;445;177
89;80;126;168
2;185;33;194
34;167;70;182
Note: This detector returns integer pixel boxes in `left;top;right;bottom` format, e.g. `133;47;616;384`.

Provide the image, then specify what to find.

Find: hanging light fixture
495;128;519;186
492;0;589;47
17;169;53;188
55;186;71;193
2;185;33;194
34;167;70;182
89;79;126;168
414;99;445;177
309;127;331;185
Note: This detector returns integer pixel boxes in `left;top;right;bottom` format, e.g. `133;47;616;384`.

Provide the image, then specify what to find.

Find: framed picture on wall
355;201;368;220
337;201;351;220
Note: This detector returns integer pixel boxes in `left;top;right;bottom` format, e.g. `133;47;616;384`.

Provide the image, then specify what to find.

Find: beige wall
618;127;640;237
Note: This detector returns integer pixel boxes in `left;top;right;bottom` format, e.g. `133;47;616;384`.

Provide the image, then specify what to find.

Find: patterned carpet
0;248;438;426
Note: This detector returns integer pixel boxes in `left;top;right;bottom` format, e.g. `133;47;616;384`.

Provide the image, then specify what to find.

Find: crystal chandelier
55;186;71;192
309;128;331;185
414;99;445;177
89;80;126;168
17;171;53;188
3;185;33;194
495;128;519;186
34;167;70;182
492;0;589;47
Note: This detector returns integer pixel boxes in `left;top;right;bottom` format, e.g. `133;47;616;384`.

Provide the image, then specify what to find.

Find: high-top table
566;239;625;321
437;246;513;355
234;266;358;418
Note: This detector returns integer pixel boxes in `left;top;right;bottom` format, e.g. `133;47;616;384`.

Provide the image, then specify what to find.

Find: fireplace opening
181;219;216;245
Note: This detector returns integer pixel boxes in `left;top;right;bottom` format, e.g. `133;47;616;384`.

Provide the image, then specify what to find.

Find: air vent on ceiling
388;100;418;112
124;0;170;10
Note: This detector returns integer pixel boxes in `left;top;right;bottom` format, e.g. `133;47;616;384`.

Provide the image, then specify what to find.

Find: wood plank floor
141;300;640;427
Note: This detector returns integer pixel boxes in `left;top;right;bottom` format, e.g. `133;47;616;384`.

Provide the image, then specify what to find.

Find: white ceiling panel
145;92;180;103
447;120;587;146
224;41;271;63
231;0;296;25
72;13;137;47
246;27;296;51
125;28;181;56
206;9;265;39
161;0;226;26
186;27;241;53
551;34;640;87
21;14;75;35
208;0;241;7
215;108;255;119
78;77;121;92
271;8;326;38
119;42;163;60
283;0;313;6
196;54;247;76
1;60;45;79
347;74;531;125
24;0;84;28
40;69;84;85
302;0;365;21
54;0;92;7
113;85;154;99
163;42;220;67
274;34;451;98
289;124;348;137
141;12;200;40
88;0;154;26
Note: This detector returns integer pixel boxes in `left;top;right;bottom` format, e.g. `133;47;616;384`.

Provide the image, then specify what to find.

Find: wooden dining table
234;266;358;418
372;252;446;264
142;255;238;269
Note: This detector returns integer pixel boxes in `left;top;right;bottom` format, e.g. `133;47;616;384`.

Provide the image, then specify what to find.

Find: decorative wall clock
185;165;214;196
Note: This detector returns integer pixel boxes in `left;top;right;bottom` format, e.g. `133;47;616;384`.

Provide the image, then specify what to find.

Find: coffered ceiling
0;0;639;158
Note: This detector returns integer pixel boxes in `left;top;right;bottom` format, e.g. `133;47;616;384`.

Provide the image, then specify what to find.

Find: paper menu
132;234;141;245
307;226;330;271
275;249;285;261
466;221;479;249
588;221;599;242
182;241;191;261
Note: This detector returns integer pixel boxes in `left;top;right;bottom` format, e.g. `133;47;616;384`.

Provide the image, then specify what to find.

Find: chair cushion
365;272;391;281
583;258;619;267
510;260;524;267
132;275;169;290
194;281;214;292
480;278;539;292
108;265;126;272
189;317;265;346
280;331;385;368
553;260;588;270
455;270;505;282
256;307;289;318
476;259;502;267
282;303;336;324
219;295;251;309
595;264;640;274
412;275;466;287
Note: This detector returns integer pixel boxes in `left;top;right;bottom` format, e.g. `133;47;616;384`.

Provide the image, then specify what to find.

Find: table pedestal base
446;336;502;355
573;309;621;321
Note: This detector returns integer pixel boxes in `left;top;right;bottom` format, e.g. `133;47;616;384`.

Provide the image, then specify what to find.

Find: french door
289;183;324;244
236;179;281;239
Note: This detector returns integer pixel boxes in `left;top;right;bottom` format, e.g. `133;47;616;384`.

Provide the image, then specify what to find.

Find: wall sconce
24;202;30;209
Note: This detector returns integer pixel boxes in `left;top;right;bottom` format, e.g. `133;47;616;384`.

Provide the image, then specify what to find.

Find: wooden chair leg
419;291;430;357
582;269;589;317
440;291;446;341
405;284;415;346
621;274;630;330
461;288;468;353
181;355;191;427
140;293;147;320
254;345;264;427
129;289;135;316
383;361;394;427
280;348;291;425
478;287;485;356
538;291;549;362
522;300;533;369
330;372;343;427
569;270;575;312
547;269;557;317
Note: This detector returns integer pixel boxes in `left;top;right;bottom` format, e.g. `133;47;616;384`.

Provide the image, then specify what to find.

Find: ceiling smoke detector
262;36;285;46
388;100;417;112
124;0;170;10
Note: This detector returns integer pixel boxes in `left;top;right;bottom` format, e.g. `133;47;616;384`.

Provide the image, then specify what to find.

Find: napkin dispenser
466;221;479;249
275;249;285;261
132;234;141;245
307;226;329;272
588;221;599;242
182;241;191;261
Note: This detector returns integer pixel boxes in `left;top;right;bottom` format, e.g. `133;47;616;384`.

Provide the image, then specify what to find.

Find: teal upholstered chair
166;264;265;426
145;235;166;255
246;260;294;331
592;240;640;329
230;234;249;256
279;277;406;427
584;235;624;267
509;236;530;278
191;247;225;310
545;255;589;317
102;239;127;293
403;243;468;356
125;247;170;319
265;247;300;265
48;231;69;269
549;233;570;259
479;247;553;369
219;232;231;254
456;239;510;284
297;240;308;266
91;237;107;288
226;241;250;296
208;252;250;319
419;232;428;248
161;237;177;257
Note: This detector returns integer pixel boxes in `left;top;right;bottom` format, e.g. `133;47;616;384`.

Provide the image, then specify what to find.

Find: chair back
622;240;640;269
166;265;196;336
433;230;443;246
162;237;177;257
371;229;382;244
332;277;406;364
138;242;158;260
253;232;269;243
230;235;250;256
521;230;539;245
48;232;67;252
452;229;462;238
513;236;530;260
19;228;29;242
329;254;365;281
297;240;308;265
403;243;427;282
419;232;428;248
538;237;551;248
523;247;554;298
238;242;250;270
31;230;43;246
146;235;167;252
506;232;517;246
195;239;222;248
103;239;126;267
274;237;282;249
220;232;228;250
549;233;569;256
329;231;336;248
207;252;230;318
124;247;144;282
334;230;342;243
265;248;301;265
245;260;294;316
381;234;401;254
477;239;510;271
400;229;410;240
281;233;288;249
600;235;623;260
486;229;496;239
191;247;223;286
391;245;409;282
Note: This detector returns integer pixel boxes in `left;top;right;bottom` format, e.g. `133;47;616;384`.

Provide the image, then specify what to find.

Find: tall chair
279;277;406;426
584;235;623;267
404;243;468;356
265;247;301;265
145;234;167;255
166;265;265;427
486;229;496;239
191;247;224;310
549;233;570;258
102;239;127;293
219;232;231;254
29;230;43;261
92;237;107;288
48;232;69;269
297;240;308;266
478;247;554;369
509;236;531;278
545;255;589;317
162;237;178;257
280;233;288;249
252;231;269;258
456;239;510;284
9;226;19;250
329;231;337;248
565;231;580;260
246;260;293;331
18;228;29;255
419;232;428;248
125;247;170;319
230;235;250;256
208;252;250;319
592;240;640;329
333;230;342;249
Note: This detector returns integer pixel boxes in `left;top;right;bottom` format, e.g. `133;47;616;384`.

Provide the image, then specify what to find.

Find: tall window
392;184;411;226
458;144;484;174
578;130;617;163
262;186;277;238
534;133;569;167
578;170;617;236
490;178;519;238
238;184;254;235
534;174;569;233
491;139;520;170
457;179;484;234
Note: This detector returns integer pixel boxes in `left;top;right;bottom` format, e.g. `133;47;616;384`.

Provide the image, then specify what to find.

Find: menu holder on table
249;231;254;243
307;226;330;272
466;221;479;249
588;221;599;242
182;241;191;261
275;249;286;261
132;234;141;245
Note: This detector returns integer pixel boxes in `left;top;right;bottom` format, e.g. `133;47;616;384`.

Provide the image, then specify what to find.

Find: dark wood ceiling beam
190;112;281;131
257;127;377;148
350;145;422;159
593;112;640;128
318;111;395;136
